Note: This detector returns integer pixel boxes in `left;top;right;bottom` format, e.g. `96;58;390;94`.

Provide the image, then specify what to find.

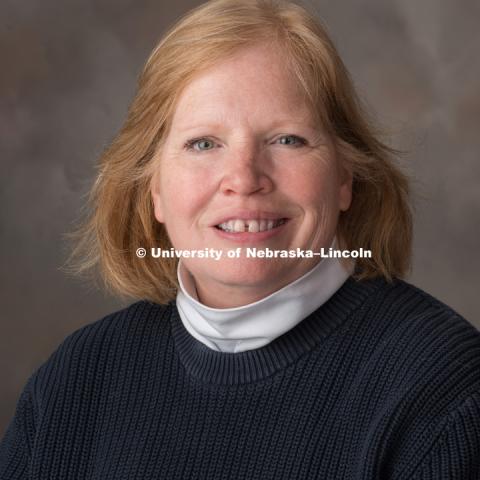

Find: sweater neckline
169;275;384;386
175;238;354;353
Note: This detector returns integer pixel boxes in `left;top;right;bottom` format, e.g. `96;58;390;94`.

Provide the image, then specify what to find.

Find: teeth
217;218;285;233
248;220;259;232
234;219;245;233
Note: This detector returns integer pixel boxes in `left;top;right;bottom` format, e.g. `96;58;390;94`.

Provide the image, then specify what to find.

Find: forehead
170;44;317;131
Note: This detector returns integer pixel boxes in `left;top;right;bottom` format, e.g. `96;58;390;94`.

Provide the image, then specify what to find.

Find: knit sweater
1;276;480;479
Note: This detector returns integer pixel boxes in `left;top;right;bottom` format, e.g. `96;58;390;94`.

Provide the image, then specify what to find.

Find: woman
1;0;479;478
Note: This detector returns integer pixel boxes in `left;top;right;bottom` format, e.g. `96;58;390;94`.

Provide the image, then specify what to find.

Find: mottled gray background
1;0;479;436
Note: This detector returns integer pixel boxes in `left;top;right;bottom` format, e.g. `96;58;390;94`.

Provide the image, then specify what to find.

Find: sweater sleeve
0;374;38;479
408;392;480;480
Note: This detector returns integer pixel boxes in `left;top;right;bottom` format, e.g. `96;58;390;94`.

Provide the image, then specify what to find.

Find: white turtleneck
175;237;354;353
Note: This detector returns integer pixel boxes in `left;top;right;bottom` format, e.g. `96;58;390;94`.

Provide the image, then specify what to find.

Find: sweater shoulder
358;277;480;395
51;299;172;355
367;276;479;338
32;300;173;397
352;279;480;478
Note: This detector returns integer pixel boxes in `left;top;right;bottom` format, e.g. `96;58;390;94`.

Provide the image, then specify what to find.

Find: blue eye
184;134;307;152
184;138;215;152
277;135;306;147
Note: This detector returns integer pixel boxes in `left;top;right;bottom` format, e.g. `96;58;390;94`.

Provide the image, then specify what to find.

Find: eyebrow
176;119;319;133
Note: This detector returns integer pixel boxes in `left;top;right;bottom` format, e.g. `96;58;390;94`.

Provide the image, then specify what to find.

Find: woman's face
151;44;352;308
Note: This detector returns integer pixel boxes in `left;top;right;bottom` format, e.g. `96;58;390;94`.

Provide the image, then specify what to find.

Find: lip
209;210;289;227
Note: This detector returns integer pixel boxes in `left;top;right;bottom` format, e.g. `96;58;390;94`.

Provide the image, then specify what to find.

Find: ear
338;164;353;212
150;170;165;223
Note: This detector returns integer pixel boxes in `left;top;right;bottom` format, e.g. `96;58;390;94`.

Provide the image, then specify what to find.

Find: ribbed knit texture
1;276;480;479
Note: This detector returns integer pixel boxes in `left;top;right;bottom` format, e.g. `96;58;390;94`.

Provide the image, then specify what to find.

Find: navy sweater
1;276;480;479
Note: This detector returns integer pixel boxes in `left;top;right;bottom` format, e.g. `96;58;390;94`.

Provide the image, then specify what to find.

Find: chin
209;259;290;290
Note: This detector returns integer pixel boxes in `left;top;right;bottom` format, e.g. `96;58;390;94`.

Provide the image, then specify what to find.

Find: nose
219;145;274;196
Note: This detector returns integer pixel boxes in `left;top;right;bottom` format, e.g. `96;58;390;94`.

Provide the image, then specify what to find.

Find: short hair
67;0;412;304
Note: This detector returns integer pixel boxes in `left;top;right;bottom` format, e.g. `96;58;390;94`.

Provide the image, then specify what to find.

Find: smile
216;218;287;233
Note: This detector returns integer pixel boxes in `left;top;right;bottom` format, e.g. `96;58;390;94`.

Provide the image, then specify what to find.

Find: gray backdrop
1;0;479;437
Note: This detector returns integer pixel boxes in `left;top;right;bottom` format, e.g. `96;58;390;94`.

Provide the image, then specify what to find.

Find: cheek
158;167;213;229
289;162;341;213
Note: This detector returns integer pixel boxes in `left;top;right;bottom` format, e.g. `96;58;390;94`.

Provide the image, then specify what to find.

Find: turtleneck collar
175;237;355;353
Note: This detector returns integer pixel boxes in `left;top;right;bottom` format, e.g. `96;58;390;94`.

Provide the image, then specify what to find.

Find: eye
183;134;307;152
184;137;216;152
276;135;307;147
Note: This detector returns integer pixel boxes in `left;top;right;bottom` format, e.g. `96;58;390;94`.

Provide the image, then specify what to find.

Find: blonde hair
67;0;412;304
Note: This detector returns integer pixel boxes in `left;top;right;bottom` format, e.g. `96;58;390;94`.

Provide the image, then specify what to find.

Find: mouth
215;218;288;233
